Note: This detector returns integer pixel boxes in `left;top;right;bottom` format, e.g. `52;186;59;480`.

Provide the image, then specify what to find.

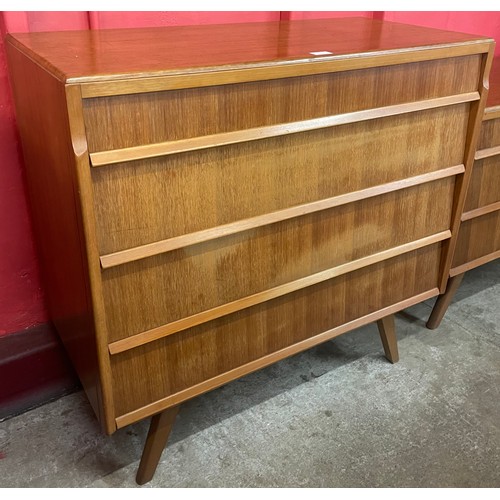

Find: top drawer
478;57;500;150
82;55;481;153
90;103;469;257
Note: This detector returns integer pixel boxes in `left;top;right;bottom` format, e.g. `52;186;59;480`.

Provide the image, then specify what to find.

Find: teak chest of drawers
428;56;500;328
6;18;494;483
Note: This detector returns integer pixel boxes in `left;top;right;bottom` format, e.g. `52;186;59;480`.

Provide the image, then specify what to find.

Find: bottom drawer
452;211;500;271
110;243;443;424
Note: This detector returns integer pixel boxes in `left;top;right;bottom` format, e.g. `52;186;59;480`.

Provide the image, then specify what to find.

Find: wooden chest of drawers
428;57;500;328
454;58;500;271
6;18;494;482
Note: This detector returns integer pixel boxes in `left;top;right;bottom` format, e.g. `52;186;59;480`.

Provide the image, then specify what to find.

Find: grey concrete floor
1;260;499;487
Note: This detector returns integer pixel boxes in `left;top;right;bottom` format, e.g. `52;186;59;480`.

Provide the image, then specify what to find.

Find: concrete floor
1;260;499;487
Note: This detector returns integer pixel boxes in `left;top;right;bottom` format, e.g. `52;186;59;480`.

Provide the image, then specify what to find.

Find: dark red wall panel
0;29;48;336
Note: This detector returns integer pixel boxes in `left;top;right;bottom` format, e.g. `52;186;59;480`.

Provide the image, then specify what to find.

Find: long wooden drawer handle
90;93;478;167
100;165;464;269
108;230;451;355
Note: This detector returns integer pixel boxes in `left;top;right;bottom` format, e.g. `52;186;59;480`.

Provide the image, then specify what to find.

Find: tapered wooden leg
377;315;399;364
426;273;465;330
136;405;179;485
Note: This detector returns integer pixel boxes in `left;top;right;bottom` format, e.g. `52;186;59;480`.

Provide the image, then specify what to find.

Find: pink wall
383;12;500;55
1;11;500;337
0;27;47;335
88;12;279;29
281;11;374;20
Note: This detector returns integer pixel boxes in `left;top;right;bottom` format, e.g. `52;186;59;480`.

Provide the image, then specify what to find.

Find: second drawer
101;177;455;344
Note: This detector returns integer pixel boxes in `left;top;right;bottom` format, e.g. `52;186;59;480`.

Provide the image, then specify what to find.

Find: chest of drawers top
7;17;493;96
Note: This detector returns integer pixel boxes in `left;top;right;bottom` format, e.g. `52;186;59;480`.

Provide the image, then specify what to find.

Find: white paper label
309;51;333;56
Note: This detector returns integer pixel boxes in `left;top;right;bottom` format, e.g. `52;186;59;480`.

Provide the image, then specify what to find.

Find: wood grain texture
136;406;179;485
111;243;443;419
484;109;500;121
4;43;105;429
429;56;499;327
102;178;455;345
464;156;500;211
486;56;500;110
436;48;495;292
107;231;451;354
6;18;491;85
64;86;117;435
426;273;465;329
451;249;500;277
92;105;469;256
116;288;440;429
79;45;491;98
462;201;500;221
474;145;500;160
100;165;464;269
477;117;500;149
452;211;500;269
83;56;480;153
377;315;399;364
451;64;500;271
89;94;478;167
6;19;493;446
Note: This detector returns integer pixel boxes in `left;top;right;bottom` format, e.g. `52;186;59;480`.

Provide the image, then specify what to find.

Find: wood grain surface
452;211;500;270
111;243;443;419
82;56;480;153
450;56;500;276
477;115;500;148
107;231;451;354
462;201;500;221
91;104;469;256
435;48;494;292
6;18;491;84
486;56;500;110
4;44;106;429
100;165;464;269
464;156;500;211
474;145;500;160
429;55;499;329
6;19;493;441
101;178;455;345
89;93;478;167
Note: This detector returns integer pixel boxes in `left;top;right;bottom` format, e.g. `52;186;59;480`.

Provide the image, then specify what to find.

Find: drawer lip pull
450;248;500;277
100;164;465;269
483;106;500;121
107;231;450;356
89;92;479;167
461;200;500;222
78;42;492;98
113;287;440;428
474;144;500;160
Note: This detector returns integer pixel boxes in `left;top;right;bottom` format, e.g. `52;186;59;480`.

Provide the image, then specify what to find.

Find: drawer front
466;115;500;213
101;178;455;343
452;211;500;270
91;104;468;256
82;55;480;152
464;155;500;212
458;115;500;271
477;117;500;151
110;243;442;418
